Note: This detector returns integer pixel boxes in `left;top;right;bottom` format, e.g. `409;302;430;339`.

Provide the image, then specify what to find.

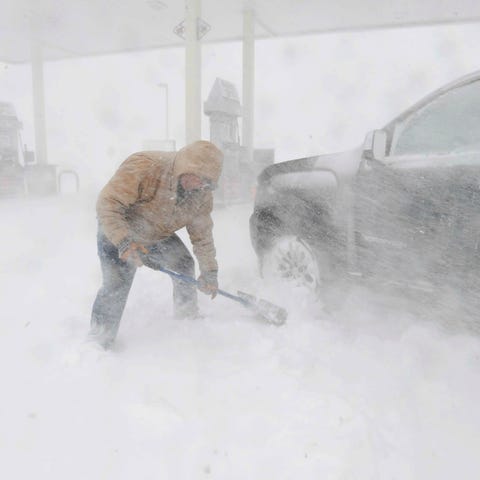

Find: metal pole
242;8;255;163
165;84;169;140
185;0;201;144
30;23;48;165
158;82;169;139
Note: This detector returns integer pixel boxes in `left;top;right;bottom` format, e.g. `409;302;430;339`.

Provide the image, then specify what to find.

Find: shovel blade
237;291;288;326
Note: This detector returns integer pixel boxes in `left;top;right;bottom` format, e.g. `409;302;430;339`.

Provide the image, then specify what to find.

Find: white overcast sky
1;22;480;188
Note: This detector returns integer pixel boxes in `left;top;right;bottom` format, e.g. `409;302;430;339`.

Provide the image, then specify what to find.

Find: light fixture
146;0;167;11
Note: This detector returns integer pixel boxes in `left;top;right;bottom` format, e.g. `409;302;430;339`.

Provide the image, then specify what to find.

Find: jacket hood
173;140;223;185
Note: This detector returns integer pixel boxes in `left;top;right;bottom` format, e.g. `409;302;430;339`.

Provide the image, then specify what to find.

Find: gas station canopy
2;0;480;63
3;0;480;172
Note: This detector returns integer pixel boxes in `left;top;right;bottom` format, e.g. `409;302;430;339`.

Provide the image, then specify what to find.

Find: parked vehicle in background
250;70;480;324
0;102;32;196
0;102;79;198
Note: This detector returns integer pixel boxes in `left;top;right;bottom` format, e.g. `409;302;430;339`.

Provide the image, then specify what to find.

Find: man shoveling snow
89;140;223;348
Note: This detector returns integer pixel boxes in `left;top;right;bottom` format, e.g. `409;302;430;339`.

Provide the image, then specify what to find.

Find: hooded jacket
96;140;223;273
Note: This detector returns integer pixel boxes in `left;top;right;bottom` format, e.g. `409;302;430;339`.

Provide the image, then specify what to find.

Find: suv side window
391;80;480;156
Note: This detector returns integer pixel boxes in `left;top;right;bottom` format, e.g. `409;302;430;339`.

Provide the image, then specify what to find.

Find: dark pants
90;231;198;342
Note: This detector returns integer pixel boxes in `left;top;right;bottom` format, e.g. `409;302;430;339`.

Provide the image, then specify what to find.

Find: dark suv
250;70;480;315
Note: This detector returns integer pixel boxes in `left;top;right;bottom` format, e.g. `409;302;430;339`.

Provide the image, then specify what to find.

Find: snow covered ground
2;192;480;479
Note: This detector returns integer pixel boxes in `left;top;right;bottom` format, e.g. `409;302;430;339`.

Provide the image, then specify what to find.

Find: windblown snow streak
1;194;479;479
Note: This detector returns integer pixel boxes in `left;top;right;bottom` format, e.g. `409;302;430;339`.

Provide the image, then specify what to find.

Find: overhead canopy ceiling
2;0;480;63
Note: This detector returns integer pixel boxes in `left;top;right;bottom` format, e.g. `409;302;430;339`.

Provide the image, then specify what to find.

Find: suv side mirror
363;129;387;162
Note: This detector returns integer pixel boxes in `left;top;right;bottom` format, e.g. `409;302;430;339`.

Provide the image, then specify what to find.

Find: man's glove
197;270;218;299
119;241;149;267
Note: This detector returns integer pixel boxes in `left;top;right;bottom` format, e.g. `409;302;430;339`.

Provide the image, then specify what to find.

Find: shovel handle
158;267;249;306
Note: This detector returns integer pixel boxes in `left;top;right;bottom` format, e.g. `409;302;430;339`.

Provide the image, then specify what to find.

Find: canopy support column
242;8;255;163
30;28;48;165
185;0;202;144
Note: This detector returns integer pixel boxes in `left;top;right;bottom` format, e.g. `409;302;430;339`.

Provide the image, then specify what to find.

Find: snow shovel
158;266;288;326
